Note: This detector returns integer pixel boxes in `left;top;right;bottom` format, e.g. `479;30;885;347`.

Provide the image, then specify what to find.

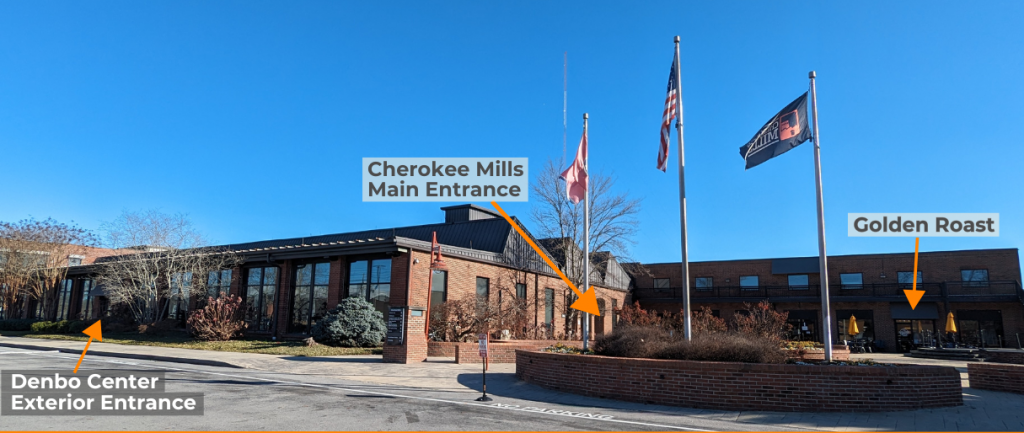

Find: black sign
738;93;812;170
386;307;405;345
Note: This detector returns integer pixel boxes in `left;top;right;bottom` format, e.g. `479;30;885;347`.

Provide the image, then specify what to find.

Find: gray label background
2;370;203;416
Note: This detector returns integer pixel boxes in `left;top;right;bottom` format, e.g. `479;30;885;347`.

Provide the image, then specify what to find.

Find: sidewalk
3;335;1023;431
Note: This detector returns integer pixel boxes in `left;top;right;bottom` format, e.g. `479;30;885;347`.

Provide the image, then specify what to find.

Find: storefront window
207;269;232;298
80;279;94;320
894;319;935;352
245;267;277;332
347;259;392;318
957;310;1004;347
290;262;330;334
169;272;192;320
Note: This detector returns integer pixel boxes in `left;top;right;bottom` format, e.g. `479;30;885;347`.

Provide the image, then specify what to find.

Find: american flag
657;50;680;172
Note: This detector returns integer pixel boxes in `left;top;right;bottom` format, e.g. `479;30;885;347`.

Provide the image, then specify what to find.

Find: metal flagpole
674;36;692;341
809;70;833;363
582;112;591;350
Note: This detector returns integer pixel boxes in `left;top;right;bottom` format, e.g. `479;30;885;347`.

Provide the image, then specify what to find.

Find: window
80;279;94;320
653;278;670;289
695;277;713;291
897;271;922;288
55;279;74;320
840;273;863;289
739;275;758;290
245;267;278;332
68;256;83;266
476;277;490;303
430;270;447;309
544;288;555;328
961;269;989;288
291;262;330;334
788;274;809;290
169;272;193;320
516;283;527;299
347;259;392;317
207;269;232;298
611;299;618;325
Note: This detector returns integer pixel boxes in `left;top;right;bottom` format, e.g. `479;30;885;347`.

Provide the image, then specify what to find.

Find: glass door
894;319;936;352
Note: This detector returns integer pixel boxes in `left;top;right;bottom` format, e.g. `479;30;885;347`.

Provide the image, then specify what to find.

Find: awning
890;303;938;320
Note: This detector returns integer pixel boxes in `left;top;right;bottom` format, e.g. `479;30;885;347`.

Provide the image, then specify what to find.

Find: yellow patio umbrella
945;312;958;333
847;315;860;336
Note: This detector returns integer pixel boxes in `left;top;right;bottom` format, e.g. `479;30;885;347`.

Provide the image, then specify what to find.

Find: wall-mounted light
413;259;420;265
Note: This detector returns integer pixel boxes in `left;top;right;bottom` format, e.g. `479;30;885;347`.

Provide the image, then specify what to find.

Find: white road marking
0;348;711;431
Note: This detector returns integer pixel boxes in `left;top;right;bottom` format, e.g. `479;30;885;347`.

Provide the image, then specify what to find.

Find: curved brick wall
968;363;1024;394
516;350;963;412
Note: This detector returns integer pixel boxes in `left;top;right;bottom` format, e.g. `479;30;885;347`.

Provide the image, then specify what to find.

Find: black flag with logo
738;93;812;170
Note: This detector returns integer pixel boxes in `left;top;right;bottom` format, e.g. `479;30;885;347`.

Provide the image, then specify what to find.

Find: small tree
310;297;386;347
614;301;662;328
186;294;247;341
0;218;96;320
691;306;728;335
95;210;240;326
429;297;480;342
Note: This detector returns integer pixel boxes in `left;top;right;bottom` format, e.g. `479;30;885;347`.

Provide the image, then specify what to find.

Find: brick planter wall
428;340;580;363
783;345;851;361
516;350;962;412
968;363;1024;394
980;350;1024;365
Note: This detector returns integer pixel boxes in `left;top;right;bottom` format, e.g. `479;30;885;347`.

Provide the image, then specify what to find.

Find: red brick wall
516;351;963;412
981;350;1024;364
451;341;580;364
968;363;1024;394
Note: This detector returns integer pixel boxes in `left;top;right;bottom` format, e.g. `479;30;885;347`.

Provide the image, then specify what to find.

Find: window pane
264;267;277;285
840;273;863;289
348;260;368;299
740;276;758;288
312;285;329;326
297;264;313;286
476;277;489;300
290;286;310;333
516;283;527;299
695;277;712;289
248;268;263;286
653;278;670;289
788;274;809;289
313;262;330;285
370;259;391;284
430;270;447;309
261;279;276;332
962;270;989;286
544;288;555;325
898;271;922;286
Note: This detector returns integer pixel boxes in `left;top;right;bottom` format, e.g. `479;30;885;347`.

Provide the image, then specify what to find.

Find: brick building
632;248;1024;352
49;204;629;363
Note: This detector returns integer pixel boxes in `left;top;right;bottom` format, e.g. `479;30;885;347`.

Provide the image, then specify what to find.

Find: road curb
0;341;244;369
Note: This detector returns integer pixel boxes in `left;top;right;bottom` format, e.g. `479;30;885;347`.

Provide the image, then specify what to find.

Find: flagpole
581;112;591;350
674;36;692;341
809;70;833;363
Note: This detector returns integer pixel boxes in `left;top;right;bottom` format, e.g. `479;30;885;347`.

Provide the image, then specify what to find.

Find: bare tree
0;218;96;320
531;159;641;336
95;210;239;326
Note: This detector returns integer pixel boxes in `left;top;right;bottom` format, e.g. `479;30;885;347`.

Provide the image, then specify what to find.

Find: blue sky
1;1;1022;267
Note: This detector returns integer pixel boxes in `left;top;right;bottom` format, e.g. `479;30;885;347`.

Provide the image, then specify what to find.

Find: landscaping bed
2;332;382;357
516;350;963;412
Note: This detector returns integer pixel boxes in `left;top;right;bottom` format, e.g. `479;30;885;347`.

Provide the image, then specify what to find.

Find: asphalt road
0;348;776;431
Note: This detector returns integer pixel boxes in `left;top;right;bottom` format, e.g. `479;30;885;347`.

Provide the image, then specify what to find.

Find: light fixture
413;258;420;265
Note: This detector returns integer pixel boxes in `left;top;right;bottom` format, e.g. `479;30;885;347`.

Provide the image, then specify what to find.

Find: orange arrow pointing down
74;320;102;373
903;238;925;310
490;202;600;316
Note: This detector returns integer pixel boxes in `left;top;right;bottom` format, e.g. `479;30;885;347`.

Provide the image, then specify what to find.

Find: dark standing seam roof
220;218;516;254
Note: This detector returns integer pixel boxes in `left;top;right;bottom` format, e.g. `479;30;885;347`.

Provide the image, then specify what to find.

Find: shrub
428;298;478;342
733;300;791;344
691;306;728;334
186;294;248;341
614;302;662;328
0;319;41;331
310;297;386;347
29;320;86;334
594;326;787;364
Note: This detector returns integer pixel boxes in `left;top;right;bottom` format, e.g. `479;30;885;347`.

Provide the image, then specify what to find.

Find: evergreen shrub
310;297;386;347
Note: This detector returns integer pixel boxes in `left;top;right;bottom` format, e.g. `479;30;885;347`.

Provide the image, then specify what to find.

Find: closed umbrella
847;315;860;336
945;312;957;333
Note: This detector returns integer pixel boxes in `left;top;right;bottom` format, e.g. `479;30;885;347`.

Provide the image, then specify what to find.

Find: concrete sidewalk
3;335;1023;431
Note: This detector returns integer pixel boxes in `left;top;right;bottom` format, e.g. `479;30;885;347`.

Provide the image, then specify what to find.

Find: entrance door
894;319;936;352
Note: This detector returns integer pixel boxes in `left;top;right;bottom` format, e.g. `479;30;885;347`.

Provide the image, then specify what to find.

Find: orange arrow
491;201;601;316
74;320;102;374
903;237;925;310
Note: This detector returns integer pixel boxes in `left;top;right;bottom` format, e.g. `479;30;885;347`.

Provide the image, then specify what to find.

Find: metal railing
632;280;1024;302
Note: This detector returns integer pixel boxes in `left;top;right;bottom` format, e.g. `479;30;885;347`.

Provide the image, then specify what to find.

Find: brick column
327;257;344;308
383;251;429;363
274;260;294;339
229;265;243;298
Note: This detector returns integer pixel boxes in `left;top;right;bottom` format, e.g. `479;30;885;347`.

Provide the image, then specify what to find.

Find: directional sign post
475;333;492;402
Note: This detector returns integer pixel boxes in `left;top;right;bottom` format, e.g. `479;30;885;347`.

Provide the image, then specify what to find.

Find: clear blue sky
1;1;1022;268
